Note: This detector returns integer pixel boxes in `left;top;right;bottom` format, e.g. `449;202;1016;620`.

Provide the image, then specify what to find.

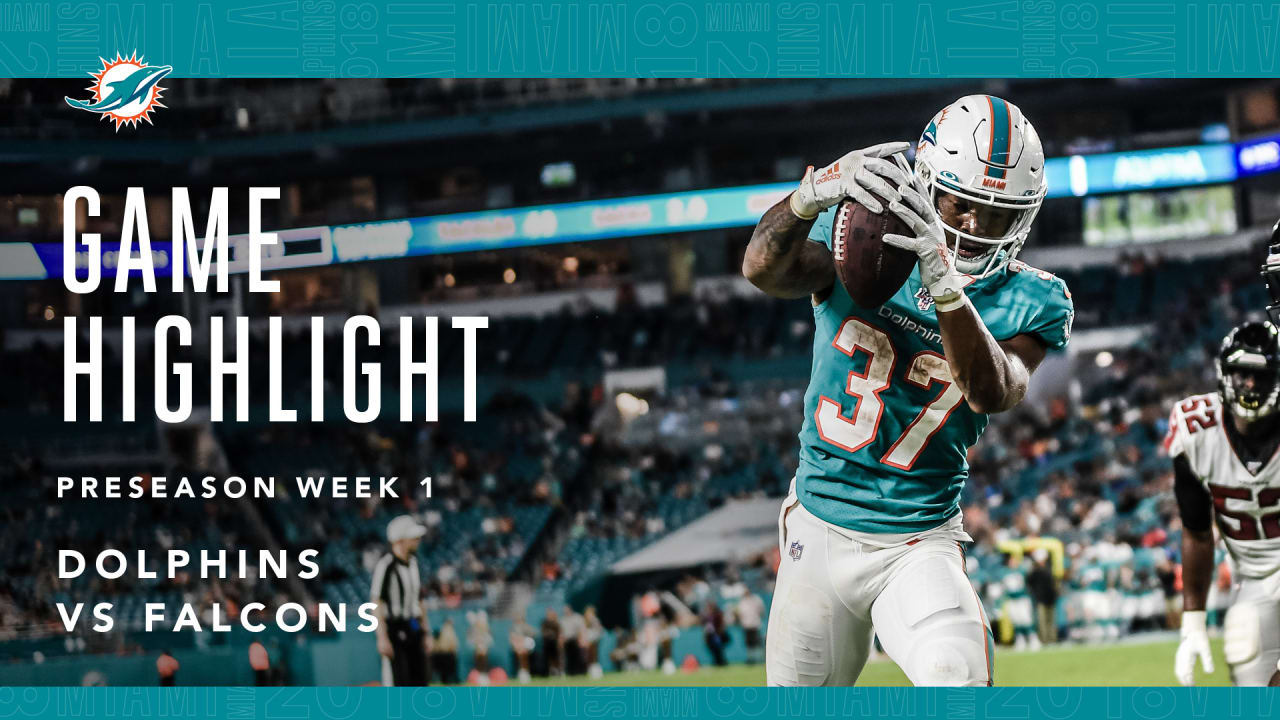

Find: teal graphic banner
0;1;1277;78
1;686;1279;718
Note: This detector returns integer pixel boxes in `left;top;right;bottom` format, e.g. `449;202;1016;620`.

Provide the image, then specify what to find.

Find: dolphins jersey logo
65;52;171;130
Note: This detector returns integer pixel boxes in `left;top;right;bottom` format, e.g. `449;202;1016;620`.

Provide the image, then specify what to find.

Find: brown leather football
830;198;917;308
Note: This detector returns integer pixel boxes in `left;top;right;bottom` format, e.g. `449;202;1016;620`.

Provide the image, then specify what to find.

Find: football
830;198;917;308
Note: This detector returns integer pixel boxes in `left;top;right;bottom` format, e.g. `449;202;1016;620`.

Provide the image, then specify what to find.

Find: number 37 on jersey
815;317;967;470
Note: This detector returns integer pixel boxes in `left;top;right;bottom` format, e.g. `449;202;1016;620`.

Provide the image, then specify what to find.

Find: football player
1265;222;1280;326
743;95;1073;686
1170;320;1280;686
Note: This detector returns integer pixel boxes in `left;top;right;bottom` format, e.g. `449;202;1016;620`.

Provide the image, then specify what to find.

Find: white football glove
789;142;912;220
883;167;967;312
1175;610;1215;686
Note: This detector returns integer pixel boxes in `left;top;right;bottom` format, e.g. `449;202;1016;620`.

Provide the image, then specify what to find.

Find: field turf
519;636;1231;687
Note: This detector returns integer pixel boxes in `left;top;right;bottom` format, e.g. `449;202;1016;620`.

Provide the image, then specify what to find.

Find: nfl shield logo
789;540;804;561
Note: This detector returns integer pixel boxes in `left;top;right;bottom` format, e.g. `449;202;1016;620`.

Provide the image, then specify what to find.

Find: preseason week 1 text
53;186;480;634
60;186;488;424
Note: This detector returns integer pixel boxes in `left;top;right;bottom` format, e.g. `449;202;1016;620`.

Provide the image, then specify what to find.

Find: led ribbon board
13;144;1251;280
1047;143;1237;197
1237;134;1280;176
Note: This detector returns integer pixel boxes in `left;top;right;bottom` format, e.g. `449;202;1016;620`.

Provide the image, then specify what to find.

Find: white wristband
933;291;967;313
789;189;819;221
1182;610;1207;635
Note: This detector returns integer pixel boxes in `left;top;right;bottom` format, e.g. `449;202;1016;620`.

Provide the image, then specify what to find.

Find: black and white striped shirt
370;552;422;621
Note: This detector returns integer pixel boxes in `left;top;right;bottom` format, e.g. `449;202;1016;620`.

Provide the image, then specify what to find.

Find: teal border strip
0;686;1278;718
0;2;1273;78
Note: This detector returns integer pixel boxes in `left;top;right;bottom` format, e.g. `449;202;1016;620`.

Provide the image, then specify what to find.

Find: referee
371;514;431;686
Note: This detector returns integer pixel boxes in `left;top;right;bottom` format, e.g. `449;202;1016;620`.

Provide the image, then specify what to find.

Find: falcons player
1169;320;1280;686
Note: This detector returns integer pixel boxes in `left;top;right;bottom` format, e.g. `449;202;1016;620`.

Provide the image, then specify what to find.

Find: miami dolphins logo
65;52;171;131
921;119;938;147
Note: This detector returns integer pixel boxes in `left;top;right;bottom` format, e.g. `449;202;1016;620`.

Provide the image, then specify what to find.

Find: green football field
520;637;1231;687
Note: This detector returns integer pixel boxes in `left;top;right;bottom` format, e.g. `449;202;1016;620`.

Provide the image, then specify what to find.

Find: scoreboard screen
1083;185;1237;247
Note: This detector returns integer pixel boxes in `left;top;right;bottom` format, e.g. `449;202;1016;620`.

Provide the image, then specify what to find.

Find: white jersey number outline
815;318;966;469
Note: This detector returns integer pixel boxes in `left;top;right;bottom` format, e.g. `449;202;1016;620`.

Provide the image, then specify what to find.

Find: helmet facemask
1217;322;1280;422
1220;367;1279;420
915;159;1044;277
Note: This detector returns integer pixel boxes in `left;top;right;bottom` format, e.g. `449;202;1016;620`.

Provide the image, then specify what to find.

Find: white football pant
1224;570;1280;686
766;491;993;686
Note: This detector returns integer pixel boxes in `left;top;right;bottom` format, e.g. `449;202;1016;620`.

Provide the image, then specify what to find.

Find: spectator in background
560;605;584;675
735;588;765;664
466;611;492;679
248;641;270;685
581;606;604;679
610;628;640;672
641;612;678;674
702;601;729;667
434;618;460;685
1027;549;1059;645
540;608;563;676
1003;567;1040;651
509;616;536;684
660;613;678;673
156;650;179;686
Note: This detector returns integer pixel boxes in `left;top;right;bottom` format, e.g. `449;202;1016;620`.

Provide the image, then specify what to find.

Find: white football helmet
913;95;1047;277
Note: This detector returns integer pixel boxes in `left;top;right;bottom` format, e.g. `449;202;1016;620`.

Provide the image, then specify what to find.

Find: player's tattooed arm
1174;455;1214;612
743;196;835;300
934;305;1045;413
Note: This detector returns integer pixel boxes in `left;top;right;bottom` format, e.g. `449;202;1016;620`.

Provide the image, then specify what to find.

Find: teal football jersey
797;206;1074;534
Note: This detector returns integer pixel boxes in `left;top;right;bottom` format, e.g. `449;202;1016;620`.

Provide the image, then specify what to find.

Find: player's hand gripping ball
798;143;918;308
790;141;913;220
882;164;968;312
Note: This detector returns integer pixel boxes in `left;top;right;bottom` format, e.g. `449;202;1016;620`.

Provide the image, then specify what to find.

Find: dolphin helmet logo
65;52;170;130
